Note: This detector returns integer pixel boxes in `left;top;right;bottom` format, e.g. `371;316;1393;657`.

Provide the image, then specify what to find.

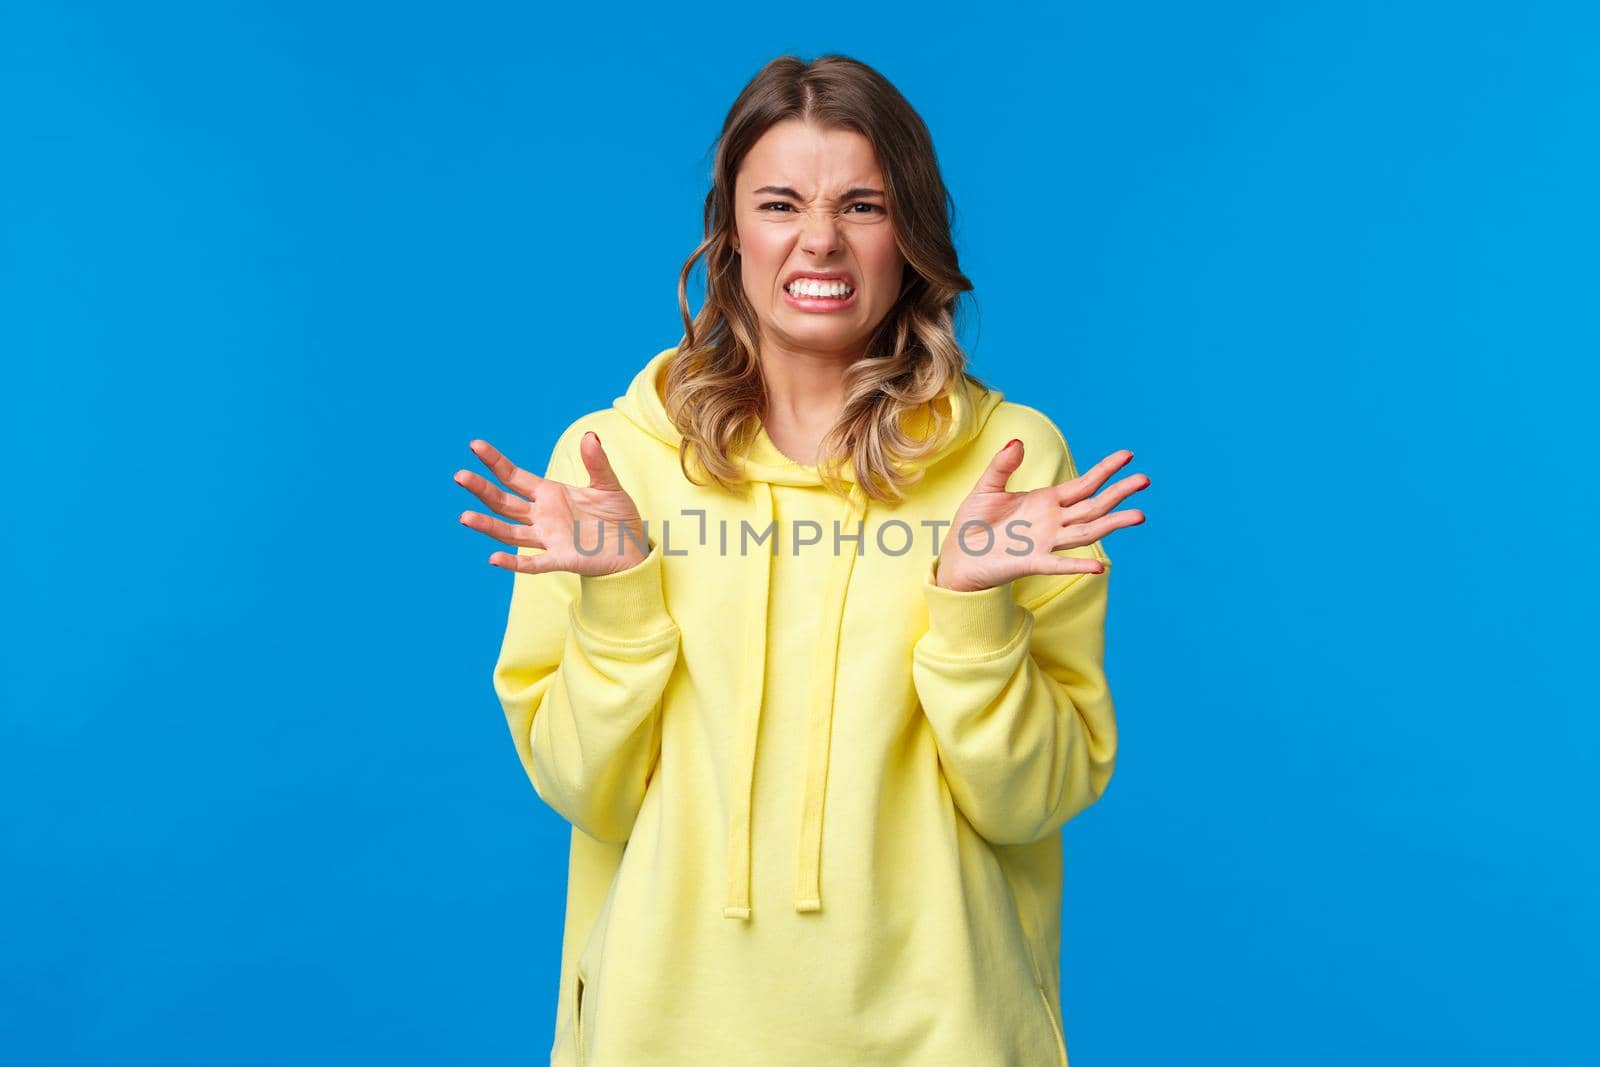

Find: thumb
1036;552;1107;577
578;431;623;492
973;438;1025;494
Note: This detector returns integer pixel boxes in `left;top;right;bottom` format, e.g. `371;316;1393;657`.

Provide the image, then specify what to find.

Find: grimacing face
732;119;907;358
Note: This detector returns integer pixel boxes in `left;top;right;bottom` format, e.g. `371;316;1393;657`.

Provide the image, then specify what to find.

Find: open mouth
784;278;855;300
782;277;857;310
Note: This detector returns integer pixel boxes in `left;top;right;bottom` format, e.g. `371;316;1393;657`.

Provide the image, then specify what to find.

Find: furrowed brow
752;185;885;200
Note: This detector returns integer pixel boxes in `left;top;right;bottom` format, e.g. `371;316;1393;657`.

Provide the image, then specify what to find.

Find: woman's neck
756;343;855;466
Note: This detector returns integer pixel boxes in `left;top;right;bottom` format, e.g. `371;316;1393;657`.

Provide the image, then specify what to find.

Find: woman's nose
798;211;844;256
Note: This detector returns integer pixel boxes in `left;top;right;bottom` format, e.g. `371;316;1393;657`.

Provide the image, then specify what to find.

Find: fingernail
1007;439;1021;450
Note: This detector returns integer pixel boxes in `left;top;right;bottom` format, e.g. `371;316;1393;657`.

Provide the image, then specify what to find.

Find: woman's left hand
933;439;1150;592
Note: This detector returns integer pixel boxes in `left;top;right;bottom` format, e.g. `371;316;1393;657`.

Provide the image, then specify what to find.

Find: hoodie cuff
919;556;1028;657
574;536;676;643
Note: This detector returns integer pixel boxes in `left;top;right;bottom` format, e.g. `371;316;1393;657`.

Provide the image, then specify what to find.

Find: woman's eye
757;202;883;214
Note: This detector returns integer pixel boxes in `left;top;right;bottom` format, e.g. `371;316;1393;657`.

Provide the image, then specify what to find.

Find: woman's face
732;119;906;359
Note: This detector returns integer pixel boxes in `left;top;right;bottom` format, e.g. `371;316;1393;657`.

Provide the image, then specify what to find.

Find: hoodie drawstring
794;481;867;912
722;481;775;921
723;480;869;921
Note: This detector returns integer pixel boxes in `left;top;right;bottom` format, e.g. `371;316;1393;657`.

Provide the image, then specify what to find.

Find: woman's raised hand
933;440;1150;593
455;432;650;576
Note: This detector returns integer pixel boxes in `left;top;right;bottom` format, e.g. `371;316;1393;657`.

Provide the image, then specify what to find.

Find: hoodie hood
611;346;1005;920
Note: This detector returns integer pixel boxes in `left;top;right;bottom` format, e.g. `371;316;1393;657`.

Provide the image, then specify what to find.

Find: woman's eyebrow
751;185;885;199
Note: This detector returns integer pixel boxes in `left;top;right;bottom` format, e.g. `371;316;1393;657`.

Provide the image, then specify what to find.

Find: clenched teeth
786;279;853;298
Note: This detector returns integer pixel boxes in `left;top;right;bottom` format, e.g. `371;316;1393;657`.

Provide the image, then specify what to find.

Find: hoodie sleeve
910;425;1117;847
491;427;682;844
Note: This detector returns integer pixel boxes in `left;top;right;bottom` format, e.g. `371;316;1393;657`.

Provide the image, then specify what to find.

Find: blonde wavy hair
667;53;992;506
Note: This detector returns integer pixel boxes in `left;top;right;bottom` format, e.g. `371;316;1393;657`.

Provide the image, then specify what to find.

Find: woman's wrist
932;553;998;593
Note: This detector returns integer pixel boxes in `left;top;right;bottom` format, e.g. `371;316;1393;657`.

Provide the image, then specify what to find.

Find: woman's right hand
455;431;650;576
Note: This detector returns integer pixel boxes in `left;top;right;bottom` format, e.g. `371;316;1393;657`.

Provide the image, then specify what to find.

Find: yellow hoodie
493;346;1117;1065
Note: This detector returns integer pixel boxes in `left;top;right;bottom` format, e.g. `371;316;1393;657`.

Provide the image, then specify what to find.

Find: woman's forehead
738;122;884;193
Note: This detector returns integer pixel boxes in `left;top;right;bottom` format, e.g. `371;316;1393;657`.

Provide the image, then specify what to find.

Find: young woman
456;53;1149;1066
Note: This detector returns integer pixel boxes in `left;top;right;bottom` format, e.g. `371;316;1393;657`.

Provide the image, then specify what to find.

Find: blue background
5;2;1595;1063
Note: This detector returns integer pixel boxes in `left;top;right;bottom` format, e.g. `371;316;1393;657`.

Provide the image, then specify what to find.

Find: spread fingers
459;509;544;549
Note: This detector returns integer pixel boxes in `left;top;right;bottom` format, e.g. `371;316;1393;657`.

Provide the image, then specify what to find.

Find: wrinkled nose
798;209;844;258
